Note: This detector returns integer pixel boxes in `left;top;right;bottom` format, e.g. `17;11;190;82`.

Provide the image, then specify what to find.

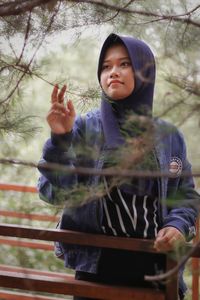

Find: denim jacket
38;109;199;294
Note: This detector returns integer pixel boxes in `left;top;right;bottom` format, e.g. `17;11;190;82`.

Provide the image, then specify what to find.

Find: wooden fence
0;183;199;300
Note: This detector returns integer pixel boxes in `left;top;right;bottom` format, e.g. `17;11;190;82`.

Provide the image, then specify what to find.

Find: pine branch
0;0;53;16
157;94;189;119
0;1;200;28
0;158;200;179
145;240;200;282
157;75;200;120
16;10;32;66
0;2;60;104
0;58;99;102
177;104;200;127
166;76;200;97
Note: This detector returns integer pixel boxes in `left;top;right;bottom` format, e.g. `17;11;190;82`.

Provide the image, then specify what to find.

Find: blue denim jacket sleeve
37;115;86;204
163;128;200;241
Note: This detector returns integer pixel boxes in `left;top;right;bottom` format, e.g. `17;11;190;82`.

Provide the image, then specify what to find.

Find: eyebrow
103;56;130;63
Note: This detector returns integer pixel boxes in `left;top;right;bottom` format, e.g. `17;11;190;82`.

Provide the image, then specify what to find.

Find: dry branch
145;240;200;282
1;157;200;179
0;0;199;28
0;0;53;16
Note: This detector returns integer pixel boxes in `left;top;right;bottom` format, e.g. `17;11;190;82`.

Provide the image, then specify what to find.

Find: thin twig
0;58;95;99
0;158;200;178
17;10;32;65
145;240;200;282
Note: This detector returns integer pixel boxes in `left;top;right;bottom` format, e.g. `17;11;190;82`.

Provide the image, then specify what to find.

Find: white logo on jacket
169;157;182;177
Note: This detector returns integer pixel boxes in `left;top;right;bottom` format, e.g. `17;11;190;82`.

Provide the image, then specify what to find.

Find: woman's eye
121;61;131;67
102;65;109;70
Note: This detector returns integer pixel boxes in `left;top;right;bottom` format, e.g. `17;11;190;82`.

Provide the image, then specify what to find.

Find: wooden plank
0;223;156;253
192;218;200;300
0;269;165;300
1;223;199;256
0;289;66;300
0;237;54;251
0;210;59;222
0;183;37;193
0;265;70;280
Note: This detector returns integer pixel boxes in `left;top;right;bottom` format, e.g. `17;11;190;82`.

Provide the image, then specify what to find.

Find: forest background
0;1;200;299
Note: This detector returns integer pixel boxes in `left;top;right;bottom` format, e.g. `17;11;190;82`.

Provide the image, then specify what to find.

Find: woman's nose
110;66;120;77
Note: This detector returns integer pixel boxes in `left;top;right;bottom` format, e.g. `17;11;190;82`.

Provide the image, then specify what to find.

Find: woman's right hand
47;84;76;134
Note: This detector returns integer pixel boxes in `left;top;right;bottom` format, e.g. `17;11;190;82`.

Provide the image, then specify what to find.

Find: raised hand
47;84;76;134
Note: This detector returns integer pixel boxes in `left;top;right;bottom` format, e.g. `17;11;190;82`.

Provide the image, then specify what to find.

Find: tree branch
145;240;200;282
0;0;200;28
0;58;96;100
0;0;53;16
81;0;200;28
17;10;32;65
0;2;60;104
0;158;200;179
167;76;200;97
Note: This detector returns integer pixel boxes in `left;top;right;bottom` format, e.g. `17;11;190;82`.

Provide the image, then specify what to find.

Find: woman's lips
109;80;123;86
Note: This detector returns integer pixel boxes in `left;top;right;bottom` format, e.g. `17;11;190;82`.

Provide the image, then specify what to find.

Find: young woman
38;33;199;299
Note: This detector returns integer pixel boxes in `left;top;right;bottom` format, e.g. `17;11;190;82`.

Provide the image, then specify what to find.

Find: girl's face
100;44;135;100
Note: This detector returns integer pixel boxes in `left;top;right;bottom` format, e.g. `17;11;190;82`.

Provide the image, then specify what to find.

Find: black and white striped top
101;177;160;239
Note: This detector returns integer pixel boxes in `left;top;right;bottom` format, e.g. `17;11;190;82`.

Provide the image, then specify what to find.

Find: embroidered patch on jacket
169;157;182;177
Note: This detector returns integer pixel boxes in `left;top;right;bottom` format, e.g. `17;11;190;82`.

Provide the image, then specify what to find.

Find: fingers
154;235;171;252
48;84;75;134
49;99;76;119
51;84;58;103
154;227;185;252
49;100;75;117
51;84;67;104
58;85;67;103
67;100;76;117
49;102;67;116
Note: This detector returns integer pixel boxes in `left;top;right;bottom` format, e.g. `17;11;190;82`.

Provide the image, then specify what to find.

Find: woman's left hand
154;227;186;252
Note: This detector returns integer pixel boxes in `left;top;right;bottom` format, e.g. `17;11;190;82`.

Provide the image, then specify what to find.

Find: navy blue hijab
98;33;156;149
98;33;156;194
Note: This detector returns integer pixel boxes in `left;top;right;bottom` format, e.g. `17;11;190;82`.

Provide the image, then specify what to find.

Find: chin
106;91;123;100
112;97;124;101
109;94;126;101
107;88;130;100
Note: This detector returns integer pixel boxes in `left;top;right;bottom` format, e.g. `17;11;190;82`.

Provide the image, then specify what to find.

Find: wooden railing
192;217;200;300
0;222;179;300
0;210;58;251
0;183;199;300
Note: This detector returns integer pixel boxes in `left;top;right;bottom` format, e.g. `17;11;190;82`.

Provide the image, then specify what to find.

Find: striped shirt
101;178;160;239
